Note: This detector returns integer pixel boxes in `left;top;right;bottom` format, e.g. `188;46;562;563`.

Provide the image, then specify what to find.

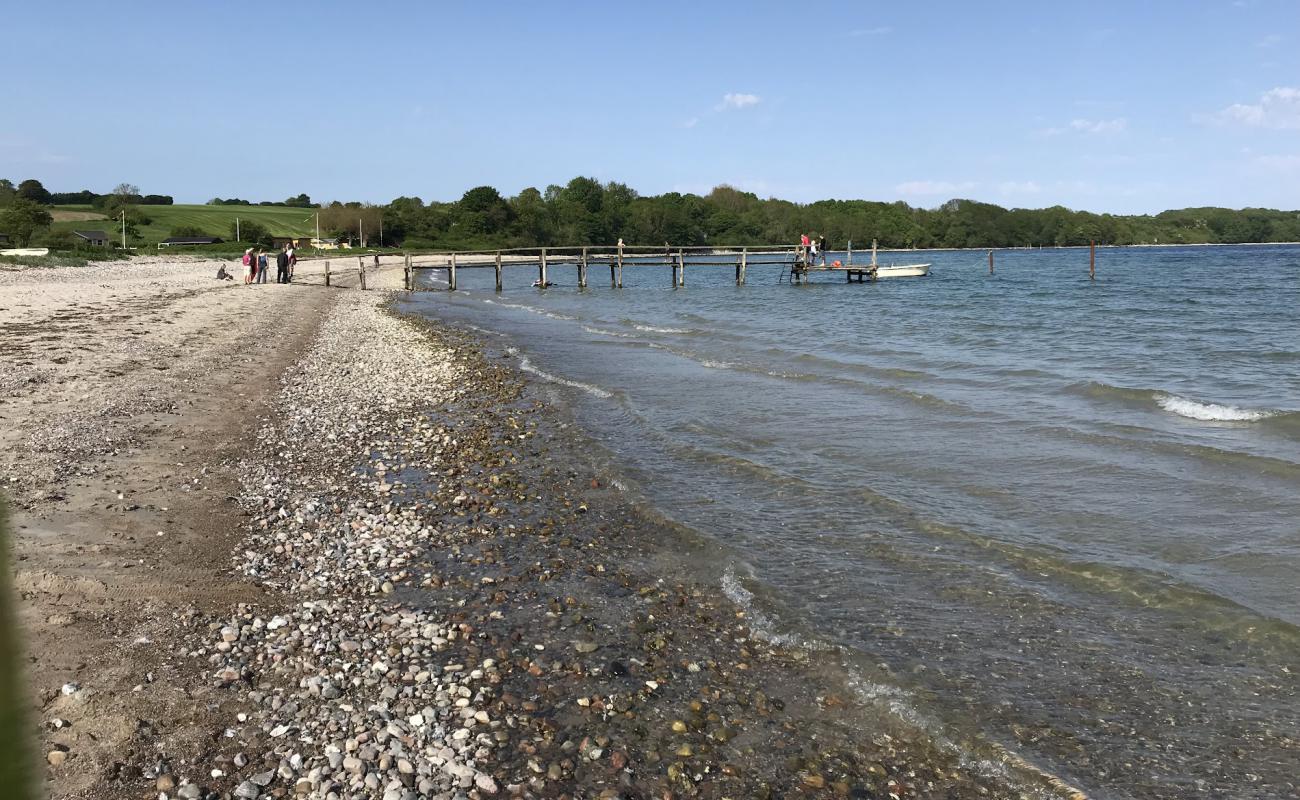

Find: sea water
402;244;1300;799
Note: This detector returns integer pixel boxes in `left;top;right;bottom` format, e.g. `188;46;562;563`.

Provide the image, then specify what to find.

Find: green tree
230;219;271;246
16;179;50;205
0;179;14;206
0;198;54;245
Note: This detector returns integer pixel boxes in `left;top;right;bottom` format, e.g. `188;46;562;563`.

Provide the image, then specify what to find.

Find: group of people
217;244;297;283
800;233;828;266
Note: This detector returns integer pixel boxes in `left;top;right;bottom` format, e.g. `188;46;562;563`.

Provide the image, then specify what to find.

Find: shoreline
2;258;1085;798
189;288;1083;798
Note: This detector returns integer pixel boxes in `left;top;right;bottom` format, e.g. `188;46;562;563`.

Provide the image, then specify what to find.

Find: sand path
0;256;399;797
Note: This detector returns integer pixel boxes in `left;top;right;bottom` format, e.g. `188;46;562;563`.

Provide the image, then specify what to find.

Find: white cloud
681;117;699;129
1256;33;1282;48
716;93;761;111
1218;87;1300;129
849;26;892;36
998;181;1042;195
895;180;976;196
1036;117;1127;136
1069;118;1127;134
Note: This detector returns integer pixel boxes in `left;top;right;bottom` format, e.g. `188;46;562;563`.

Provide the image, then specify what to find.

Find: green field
50;204;318;245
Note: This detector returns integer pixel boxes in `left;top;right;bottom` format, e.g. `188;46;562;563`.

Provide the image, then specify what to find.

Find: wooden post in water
1089;240;1096;281
740;247;748;285
677;248;685;287
494;251;502;292
539;247;548;287
324;259;330;287
449;252;457;291
988;249;994;275
609;257;617;288
579;246;588;288
616;243;624;288
847;240;853;266
404;253;411;289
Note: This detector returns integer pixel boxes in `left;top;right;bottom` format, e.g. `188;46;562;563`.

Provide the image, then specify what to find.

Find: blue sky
3;1;1297;213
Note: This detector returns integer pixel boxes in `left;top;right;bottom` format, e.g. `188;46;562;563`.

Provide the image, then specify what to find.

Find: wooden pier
402;243;880;291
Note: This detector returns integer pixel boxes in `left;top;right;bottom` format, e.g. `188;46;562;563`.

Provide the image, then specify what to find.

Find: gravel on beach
166;289;1074;800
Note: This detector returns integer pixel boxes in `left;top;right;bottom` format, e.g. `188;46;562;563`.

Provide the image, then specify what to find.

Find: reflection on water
402;245;1300;799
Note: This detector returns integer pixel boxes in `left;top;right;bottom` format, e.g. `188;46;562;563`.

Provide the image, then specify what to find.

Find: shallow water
401;244;1300;799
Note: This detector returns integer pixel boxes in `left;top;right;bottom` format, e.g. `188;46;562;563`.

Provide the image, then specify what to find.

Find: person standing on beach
286;243;297;282
256;250;268;284
242;248;255;284
276;246;290;284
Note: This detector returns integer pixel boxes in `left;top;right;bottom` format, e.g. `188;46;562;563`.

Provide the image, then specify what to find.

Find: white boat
864;239;930;278
875;263;931;278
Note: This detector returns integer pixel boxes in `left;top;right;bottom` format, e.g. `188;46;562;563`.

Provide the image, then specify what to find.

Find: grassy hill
50;204;318;245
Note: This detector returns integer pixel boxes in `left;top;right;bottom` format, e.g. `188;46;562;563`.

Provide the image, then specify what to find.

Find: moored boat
875;262;931;278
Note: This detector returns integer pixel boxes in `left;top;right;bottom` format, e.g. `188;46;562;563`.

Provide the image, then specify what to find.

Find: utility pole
120;210;126;249
359;218;363;248
315;211;320;247
236;217;240;242
379;217;383;248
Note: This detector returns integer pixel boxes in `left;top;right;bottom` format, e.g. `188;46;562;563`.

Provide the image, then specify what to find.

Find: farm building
159;236;223;247
73;230;110;247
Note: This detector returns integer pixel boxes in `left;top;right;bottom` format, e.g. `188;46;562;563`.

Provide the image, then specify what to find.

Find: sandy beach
0;256;1082;799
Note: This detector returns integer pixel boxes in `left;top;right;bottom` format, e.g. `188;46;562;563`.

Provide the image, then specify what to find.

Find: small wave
721;566;835;651
495;301;578;321
1071;382;1287;424
1156;394;1277;422
581;325;637;339
633;323;689;334
515;354;612;399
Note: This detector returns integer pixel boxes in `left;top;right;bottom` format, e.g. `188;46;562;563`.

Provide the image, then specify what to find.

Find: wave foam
581;325;637;338
1156;394;1275;422
497;301;576;321
633;324;688;334
516;354;612;399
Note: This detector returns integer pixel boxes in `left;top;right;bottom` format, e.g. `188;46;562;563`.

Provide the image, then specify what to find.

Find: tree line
3;175;1300;250
381;179;1300;250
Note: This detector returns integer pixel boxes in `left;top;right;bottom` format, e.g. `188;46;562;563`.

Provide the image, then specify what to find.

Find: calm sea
401;244;1300;799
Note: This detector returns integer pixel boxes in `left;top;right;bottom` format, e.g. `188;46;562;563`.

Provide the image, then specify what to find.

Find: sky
2;0;1298;214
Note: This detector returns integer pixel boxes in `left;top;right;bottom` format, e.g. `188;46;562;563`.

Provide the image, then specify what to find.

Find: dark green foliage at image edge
0;501;33;800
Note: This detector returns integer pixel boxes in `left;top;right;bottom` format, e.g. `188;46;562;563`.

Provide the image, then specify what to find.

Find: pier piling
1090;240;1096;281
989;249;994;275
494;251;502;292
449;252;457;290
579;247;588;288
539;248;548;287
